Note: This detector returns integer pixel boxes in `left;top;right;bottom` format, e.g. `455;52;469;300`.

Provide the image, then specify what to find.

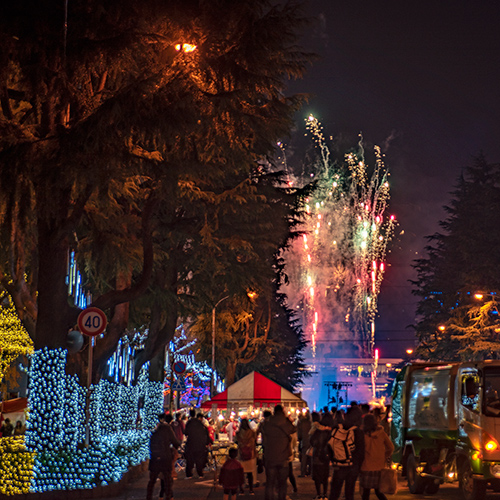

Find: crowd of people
146;402;393;500
0;418;25;437
299;403;393;500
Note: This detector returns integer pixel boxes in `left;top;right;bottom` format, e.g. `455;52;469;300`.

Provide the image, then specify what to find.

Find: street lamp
475;292;498;301
211;296;229;398
175;43;197;53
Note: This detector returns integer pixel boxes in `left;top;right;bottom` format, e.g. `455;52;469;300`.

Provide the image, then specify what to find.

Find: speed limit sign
77;307;107;337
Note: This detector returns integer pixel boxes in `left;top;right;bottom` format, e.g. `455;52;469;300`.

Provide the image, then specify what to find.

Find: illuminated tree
0;293;33;392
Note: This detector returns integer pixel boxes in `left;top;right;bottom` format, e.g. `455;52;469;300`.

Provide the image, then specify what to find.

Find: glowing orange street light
475;293;484;300
438;325;446;331
406;348;414;355
175;43;197;53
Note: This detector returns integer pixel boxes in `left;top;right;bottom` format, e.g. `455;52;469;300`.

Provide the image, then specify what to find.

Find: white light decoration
66;251;92;309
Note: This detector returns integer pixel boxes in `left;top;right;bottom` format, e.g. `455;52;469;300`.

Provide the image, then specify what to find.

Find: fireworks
285;116;396;360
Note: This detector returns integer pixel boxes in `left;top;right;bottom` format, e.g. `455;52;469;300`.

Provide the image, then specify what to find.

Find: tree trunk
225;360;237;387
148;349;165;383
92;301;129;383
134;260;179;379
34;221;75;350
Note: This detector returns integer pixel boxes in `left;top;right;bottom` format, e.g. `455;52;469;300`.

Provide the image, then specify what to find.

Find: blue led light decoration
66;250;92;309
25;348;163;493
5;253;165;494
164;325;212;406
107;330;147;386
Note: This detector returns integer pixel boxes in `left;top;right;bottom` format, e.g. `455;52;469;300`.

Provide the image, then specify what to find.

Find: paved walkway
93;460;319;500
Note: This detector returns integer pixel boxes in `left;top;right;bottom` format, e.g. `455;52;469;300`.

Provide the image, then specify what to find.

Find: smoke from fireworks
284;116;396;360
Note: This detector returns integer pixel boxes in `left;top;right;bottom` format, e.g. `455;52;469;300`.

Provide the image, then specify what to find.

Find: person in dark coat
309;411;331;499
329;408;365;500
146;413;181;500
184;411;212;478
1;418;13;437
320;407;336;428
259;404;297;500
297;410;312;477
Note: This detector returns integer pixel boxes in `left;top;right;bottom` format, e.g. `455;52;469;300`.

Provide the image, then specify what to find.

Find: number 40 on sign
78;307;107;337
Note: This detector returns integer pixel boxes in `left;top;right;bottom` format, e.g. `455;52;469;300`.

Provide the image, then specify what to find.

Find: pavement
92;460;319;500
82;461;474;500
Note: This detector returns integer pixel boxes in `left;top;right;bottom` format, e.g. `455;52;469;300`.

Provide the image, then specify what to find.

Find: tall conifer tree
412;155;500;360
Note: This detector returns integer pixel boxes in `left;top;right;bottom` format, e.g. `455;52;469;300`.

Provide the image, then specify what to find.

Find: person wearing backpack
359;413;394;500
328;408;365;500
309;412;332;500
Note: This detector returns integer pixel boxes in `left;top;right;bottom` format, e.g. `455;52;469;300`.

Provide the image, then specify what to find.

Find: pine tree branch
92;194;156;310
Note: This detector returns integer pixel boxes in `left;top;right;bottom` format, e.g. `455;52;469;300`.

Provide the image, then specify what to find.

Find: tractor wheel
406;453;425;494
459;460;487;500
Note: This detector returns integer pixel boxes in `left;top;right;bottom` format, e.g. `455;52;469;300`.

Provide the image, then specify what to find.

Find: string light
20;348;162;493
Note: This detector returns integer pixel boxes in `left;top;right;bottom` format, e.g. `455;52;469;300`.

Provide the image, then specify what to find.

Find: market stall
201;371;307;412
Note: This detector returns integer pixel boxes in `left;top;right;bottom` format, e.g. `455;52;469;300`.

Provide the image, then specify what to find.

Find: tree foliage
412;155;500;360
0;0;312;382
187;165;309;390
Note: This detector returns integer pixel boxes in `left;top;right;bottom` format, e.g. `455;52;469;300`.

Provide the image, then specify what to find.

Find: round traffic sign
173;361;187;374
78;307;107;337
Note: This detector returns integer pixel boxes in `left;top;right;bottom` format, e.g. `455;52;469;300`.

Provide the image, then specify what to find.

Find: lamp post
475;292;498;301
211;296;229;398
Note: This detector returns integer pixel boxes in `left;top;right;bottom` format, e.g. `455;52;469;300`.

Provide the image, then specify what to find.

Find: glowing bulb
485;440;498;451
175;43;197;53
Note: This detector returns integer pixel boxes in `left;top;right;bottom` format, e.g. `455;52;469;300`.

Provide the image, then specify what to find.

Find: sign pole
87;336;94;389
168;347;174;413
84;336;94;447
78;307;107;448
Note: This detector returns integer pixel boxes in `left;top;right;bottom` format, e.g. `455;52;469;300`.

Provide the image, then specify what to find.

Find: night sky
288;0;500;357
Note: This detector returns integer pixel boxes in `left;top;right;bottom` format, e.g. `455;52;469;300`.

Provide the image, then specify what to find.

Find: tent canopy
1;397;27;414
201;371;307;410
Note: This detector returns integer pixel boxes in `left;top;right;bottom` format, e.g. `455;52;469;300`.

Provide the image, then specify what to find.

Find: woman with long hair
236;418;257;494
359;413;394;500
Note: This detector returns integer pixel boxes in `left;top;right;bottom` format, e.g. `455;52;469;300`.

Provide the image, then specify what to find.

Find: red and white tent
201;371;307;410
